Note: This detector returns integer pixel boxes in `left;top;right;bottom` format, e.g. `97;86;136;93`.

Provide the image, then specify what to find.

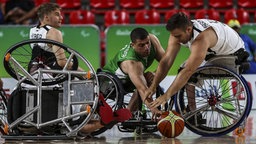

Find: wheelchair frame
169;55;253;136
92;71;166;135
1;39;99;140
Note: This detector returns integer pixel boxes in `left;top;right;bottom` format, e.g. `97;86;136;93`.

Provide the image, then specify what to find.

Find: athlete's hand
149;93;170;109
144;87;156;102
149;107;162;121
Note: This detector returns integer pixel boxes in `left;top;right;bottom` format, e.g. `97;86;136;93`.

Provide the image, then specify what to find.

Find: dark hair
130;27;149;43
166;12;191;31
37;3;61;21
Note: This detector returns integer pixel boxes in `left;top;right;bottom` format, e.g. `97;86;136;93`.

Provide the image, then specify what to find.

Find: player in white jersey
28;2;85;73
183;19;243;55
145;12;248;110
28;3;120;136
28;3;66;73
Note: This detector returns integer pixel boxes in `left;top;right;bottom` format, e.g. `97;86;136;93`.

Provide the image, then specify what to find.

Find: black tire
91;71;125;136
3;39;78;86
174;65;252;136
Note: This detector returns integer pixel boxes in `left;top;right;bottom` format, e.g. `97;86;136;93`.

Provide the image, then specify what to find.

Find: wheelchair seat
205;48;250;74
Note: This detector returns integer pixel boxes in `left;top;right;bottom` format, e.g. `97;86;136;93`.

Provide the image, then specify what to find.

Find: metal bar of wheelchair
8;56;39;85
9;106;93;129
9;106;40;128
183;101;240;122
63;52;75;70
9;69;97;135
183;104;210;120
8;55;94;84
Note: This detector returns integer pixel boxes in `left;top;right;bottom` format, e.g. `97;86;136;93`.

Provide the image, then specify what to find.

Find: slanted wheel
90;71;125;136
97;71;125;110
2;39;99;138
3;39;79;86
175;65;252;136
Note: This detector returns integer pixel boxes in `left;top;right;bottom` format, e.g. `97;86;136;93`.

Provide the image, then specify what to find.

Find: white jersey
181;19;245;55
29;25;53;52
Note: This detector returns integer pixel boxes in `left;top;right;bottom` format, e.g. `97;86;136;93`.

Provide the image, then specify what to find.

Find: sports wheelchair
0;39;100;140
169;52;253;136
91;70;166;136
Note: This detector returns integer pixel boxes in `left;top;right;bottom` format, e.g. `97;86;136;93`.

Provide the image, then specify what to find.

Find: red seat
56;0;81;9
34;0;51;7
164;9;190;22
69;10;95;24
238;0;256;8
104;10;130;27
149;0;175;9
224;9;250;24
90;0;115;9
120;0;145;9
195;9;220;21
90;0;115;14
255;12;256;23
209;0;233;9
179;0;204;8
135;9;160;24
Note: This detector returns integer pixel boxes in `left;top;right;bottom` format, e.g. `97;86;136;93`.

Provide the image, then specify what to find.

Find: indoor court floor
1;110;256;144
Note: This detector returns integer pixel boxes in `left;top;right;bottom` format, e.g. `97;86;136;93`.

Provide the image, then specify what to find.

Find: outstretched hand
149;93;170;109
150;107;162;121
144;87;156;102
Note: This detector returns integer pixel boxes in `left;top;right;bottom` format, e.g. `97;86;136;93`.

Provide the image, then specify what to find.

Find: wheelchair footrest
122;119;157;127
118;119;158;133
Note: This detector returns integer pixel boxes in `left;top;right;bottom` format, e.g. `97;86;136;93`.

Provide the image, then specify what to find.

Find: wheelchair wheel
90;71;125;136
174;65;252;136
3;39;79;86
97;71;125;110
0;90;8;135
2;39;99;138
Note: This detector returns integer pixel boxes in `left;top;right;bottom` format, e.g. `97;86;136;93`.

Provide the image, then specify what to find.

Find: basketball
157;110;185;138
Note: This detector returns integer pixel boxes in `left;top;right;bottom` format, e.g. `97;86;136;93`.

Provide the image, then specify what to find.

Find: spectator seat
164;9;190;22
224;8;250;24
104;10;130;27
69;10;95;24
195;9;220;21
56;0;81;9
135;9;160;24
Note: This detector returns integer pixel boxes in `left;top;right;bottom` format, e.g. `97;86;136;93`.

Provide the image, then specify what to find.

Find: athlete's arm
120;60;148;97
46;28;67;68
149;34;165;62
150;27;218;108
145;34;181;100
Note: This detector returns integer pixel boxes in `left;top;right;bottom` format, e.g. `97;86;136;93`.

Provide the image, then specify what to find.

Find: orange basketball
157;110;185;138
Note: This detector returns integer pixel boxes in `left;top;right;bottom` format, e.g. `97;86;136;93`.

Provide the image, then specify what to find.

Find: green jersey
103;43;156;79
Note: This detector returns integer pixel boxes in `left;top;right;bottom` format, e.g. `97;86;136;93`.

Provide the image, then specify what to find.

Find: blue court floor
1;110;256;144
